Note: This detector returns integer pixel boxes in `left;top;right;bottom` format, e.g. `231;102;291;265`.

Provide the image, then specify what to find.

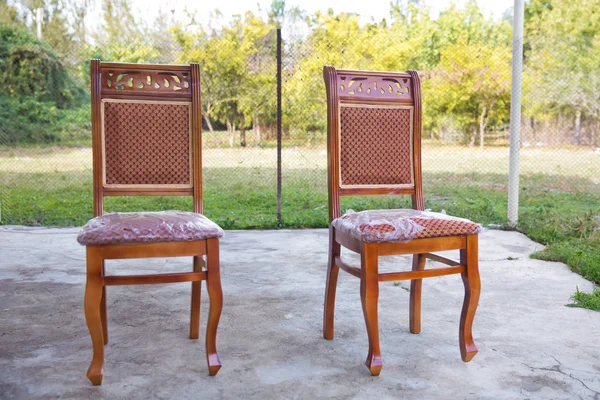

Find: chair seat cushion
77;211;224;246
332;209;481;243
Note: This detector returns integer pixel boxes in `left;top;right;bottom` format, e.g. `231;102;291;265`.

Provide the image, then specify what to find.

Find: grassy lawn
1;145;599;309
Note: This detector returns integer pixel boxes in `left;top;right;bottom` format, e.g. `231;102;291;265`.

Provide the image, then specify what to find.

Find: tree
174;11;275;147
423;2;512;146
90;0;162;63
524;0;600;145
0;23;84;143
0;0;24;27
0;23;82;106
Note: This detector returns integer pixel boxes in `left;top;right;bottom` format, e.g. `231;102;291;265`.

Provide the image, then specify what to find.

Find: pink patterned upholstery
77;211;224;246
332;209;480;243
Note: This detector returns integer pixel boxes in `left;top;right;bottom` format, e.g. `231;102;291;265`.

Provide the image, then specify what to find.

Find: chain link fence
1;20;599;229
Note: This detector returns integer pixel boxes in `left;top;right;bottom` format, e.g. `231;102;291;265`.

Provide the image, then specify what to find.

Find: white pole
36;8;43;40
508;0;524;228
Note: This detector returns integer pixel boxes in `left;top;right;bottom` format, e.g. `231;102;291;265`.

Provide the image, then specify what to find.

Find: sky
86;0;515;33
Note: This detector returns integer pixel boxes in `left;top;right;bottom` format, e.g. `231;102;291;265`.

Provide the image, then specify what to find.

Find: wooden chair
322;66;481;376
77;60;223;385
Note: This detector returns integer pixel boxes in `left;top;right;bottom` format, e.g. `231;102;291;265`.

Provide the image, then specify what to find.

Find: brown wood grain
84;246;104;385
103;271;206;286
323;225;341;340
409;254;426;334
334;256;361;278
189;255;203;340
84;61;222;385
322;66;481;375
360;243;382;376
460;234;480;362
205;238;222;376
378;265;465;281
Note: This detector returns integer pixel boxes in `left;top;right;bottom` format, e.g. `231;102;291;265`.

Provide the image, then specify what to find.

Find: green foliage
518;182;600;307
3;148;599;308
3;0;600;147
0;95;90;144
568;288;600;311
173;12;276;145
89;41;162;64
0;1;599;315
0;24;87;144
87;0;165;64
0;0;22;27
532;237;600;285
425;24;511;145
524;0;600;144
0;24;83;107
283;2;513;144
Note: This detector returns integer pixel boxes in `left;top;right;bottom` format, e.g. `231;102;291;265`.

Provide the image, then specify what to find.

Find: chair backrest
323;66;424;222
90;60;203;217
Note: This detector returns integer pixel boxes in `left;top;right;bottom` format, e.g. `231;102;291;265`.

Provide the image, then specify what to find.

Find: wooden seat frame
322;66;480;376
83;60;222;385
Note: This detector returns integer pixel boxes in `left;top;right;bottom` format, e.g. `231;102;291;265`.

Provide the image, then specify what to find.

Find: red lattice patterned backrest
91;60;202;216
323;67;424;221
339;105;413;186
102;100;191;187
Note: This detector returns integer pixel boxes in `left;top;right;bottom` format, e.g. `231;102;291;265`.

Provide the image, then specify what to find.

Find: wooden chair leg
84;247;105;385
190;255;202;340
409;254;426;334
360;242;382;376
205;238;222;376
100;260;108;345
101;286;108;345
323;225;341;340
459;234;480;362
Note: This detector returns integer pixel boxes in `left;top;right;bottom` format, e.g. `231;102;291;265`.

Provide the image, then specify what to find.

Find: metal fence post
36;8;43;40
276;28;283;224
508;0;524;228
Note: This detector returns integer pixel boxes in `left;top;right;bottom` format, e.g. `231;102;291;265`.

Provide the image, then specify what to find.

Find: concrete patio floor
1;226;599;399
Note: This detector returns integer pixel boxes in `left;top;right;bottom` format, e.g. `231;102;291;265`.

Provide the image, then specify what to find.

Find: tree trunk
469;127;477;147
594;118;599;147
479;105;487;150
253;111;261;144
574;109;582;145
239;113;246;147
531;116;537;143
203;112;220;148
227;120;235;148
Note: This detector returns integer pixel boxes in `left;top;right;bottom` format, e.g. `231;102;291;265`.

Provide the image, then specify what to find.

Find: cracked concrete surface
1;227;599;399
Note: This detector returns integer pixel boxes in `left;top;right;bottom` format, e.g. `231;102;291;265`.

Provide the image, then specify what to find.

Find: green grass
568;288;600;310
1;147;599;310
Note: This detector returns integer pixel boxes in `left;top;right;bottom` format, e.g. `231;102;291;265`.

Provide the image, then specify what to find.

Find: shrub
0;24;88;144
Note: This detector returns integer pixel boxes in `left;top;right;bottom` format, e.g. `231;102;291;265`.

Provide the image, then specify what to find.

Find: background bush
0;24;87;144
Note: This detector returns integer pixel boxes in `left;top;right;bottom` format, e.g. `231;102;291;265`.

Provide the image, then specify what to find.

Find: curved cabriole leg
459;234;480;362
360;242;382;376
409;254;426;334
190;255;202;340
205;238;223;376
85;247;105;385
323;225;341;340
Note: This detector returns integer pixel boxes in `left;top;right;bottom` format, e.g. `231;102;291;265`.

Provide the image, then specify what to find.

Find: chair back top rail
99;62;193;99
334;68;414;103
